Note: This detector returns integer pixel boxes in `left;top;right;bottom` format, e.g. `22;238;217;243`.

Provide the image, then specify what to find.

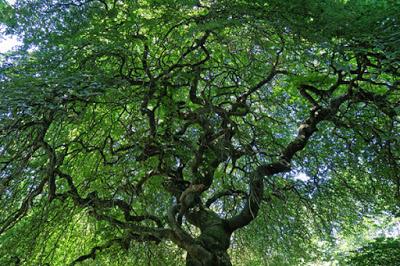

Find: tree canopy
0;0;399;265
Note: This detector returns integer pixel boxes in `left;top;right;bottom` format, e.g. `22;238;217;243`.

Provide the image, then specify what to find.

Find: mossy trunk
184;210;233;266
186;250;231;266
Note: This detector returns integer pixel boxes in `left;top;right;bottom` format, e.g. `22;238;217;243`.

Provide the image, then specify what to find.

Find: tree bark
186;250;231;266
182;209;233;266
185;232;232;266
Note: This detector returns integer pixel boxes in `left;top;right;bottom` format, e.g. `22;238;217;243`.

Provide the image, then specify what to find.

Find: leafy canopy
0;0;399;265
346;237;400;265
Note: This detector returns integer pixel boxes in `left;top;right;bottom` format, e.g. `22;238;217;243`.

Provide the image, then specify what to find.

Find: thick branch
227;86;354;231
226;167;264;231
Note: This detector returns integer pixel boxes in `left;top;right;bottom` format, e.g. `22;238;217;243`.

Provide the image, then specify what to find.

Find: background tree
0;0;399;265
345;237;400;265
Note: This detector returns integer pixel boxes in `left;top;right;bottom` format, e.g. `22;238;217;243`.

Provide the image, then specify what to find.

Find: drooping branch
0;119;53;235
69;238;127;266
55;170;163;227
0;177;47;235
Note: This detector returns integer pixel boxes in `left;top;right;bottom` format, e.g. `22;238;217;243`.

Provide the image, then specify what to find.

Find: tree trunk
184;209;233;266
186;250;232;266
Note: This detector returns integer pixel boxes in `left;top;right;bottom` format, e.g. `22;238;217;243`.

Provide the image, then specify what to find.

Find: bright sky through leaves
0;0;19;53
0;34;19;53
294;172;310;182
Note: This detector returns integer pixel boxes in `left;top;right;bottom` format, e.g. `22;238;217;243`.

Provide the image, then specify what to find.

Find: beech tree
0;0;399;265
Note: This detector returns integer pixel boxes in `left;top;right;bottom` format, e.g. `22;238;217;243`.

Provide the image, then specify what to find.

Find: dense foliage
346;237;400;265
1;0;399;265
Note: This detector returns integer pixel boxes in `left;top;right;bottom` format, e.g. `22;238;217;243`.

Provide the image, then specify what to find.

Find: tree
0;0;399;265
345;237;400;265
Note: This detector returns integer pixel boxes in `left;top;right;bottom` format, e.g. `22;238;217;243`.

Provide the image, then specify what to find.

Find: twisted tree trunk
184;210;233;266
